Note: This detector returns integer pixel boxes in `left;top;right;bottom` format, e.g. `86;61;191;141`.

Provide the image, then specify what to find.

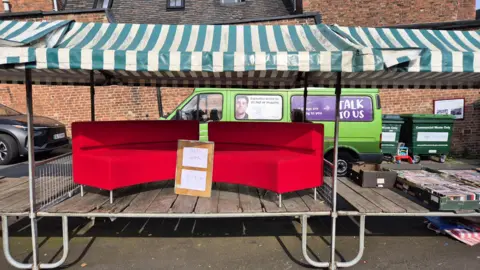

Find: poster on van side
235;95;283;120
291;96;373;121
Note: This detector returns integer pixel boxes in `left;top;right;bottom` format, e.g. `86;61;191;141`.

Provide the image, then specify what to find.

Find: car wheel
327;151;354;177
0;134;19;165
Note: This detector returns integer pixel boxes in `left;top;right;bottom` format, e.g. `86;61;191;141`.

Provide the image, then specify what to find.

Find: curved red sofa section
209;122;324;194
72;120;199;191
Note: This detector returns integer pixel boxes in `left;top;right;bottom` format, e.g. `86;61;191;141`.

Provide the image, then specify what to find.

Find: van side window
178;94;223;122
199;94;223;122
290;95;373;122
234;94;283;120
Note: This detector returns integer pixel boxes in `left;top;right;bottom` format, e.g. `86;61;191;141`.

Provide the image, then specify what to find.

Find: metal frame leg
2;216;33;269
314;188;317;201
39;216;69;269
330;72;342;270
110;190;113;204
81;185;84;197
278;193;282;208
301;215;329;268
2;216;70;269
25;69;39;270
336;215;366;268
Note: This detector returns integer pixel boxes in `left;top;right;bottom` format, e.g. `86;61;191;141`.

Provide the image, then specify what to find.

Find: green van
163;88;383;175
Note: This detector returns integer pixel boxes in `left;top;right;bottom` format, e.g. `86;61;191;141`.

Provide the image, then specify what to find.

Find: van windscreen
290;95;373;122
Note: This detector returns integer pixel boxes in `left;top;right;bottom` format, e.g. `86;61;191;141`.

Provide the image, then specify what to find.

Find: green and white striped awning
0;20;479;89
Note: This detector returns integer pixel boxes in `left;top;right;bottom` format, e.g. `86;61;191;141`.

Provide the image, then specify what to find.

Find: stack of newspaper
439;170;480;187
396;170;480;202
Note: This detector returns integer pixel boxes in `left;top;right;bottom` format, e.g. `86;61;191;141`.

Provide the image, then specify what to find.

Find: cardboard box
349;164;397;188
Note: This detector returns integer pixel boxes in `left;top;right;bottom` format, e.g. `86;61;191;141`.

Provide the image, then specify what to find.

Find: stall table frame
2;172;480;269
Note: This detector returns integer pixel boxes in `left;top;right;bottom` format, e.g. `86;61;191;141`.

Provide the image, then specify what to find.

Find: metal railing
318;158;334;207
34;152;77;210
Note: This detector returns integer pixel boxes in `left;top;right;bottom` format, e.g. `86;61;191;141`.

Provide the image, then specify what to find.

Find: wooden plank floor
43;181;330;215
0;177;39;213
325;177;430;213
1;175;441;215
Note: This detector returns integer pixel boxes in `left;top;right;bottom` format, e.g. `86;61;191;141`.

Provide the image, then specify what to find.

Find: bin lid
400;114;455;123
382;114;404;124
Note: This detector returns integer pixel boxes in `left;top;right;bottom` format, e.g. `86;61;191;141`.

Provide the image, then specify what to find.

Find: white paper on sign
177;169;207;191
182;147;208;168
417;132;449;142
382;132;396;142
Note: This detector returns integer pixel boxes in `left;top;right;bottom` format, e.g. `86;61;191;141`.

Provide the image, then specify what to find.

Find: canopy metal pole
90;71;95;121
330;72;342;269
25;69;40;270
303;72;309;122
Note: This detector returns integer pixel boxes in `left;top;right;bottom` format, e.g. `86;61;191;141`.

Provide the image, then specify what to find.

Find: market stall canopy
314;25;480;88
0;20;479;89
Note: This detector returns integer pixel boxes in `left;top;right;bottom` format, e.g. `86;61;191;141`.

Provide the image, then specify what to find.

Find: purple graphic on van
291;96;373;121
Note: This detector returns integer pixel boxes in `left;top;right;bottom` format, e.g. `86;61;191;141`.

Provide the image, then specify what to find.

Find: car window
234;94;283;120
178;94;223;122
290;95;373;122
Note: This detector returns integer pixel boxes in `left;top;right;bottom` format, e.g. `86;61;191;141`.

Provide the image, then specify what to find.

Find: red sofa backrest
72;120;199;151
208;122;324;152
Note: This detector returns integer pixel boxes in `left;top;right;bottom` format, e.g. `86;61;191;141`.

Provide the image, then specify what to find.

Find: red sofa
209;122;324;195
72;120;198;193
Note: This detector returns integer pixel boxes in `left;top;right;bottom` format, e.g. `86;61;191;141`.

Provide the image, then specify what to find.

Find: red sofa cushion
72;120;199;190
209;122;324;194
209;121;322;151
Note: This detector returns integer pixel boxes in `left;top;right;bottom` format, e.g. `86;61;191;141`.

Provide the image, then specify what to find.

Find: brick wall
0;84;161;136
1;0;54;12
304;0;476;26
380;89;480;157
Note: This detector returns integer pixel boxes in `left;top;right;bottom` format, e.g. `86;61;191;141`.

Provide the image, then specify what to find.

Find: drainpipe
53;0;58;11
156;87;164;117
3;0;10;13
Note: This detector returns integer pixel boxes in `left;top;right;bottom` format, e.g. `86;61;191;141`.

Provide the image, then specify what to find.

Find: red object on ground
395;155;413;164
72;120;199;191
209;122;324;194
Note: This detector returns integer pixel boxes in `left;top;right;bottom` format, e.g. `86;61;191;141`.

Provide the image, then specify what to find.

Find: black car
0;104;70;165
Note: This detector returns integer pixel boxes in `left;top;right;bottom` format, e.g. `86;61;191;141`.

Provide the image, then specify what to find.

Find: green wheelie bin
381;114;404;162
399;114;455;163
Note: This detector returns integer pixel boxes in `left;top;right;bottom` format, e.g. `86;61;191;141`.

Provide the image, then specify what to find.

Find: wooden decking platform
3;176;479;217
0;176;32;214
0;177;331;216
45;181;330;216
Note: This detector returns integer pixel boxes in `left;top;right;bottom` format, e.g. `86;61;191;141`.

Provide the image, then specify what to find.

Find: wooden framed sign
175;140;214;198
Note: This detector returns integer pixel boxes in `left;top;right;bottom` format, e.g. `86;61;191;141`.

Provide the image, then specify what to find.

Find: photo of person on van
235;95;249;119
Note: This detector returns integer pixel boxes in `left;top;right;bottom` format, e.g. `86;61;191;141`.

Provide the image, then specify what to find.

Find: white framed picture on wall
433;98;465;120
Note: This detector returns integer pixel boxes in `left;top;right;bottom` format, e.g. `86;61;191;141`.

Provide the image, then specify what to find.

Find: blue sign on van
291;96;373;121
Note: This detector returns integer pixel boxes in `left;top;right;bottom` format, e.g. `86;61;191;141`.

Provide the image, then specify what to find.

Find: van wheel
0;134;19;165
327;151;354;177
